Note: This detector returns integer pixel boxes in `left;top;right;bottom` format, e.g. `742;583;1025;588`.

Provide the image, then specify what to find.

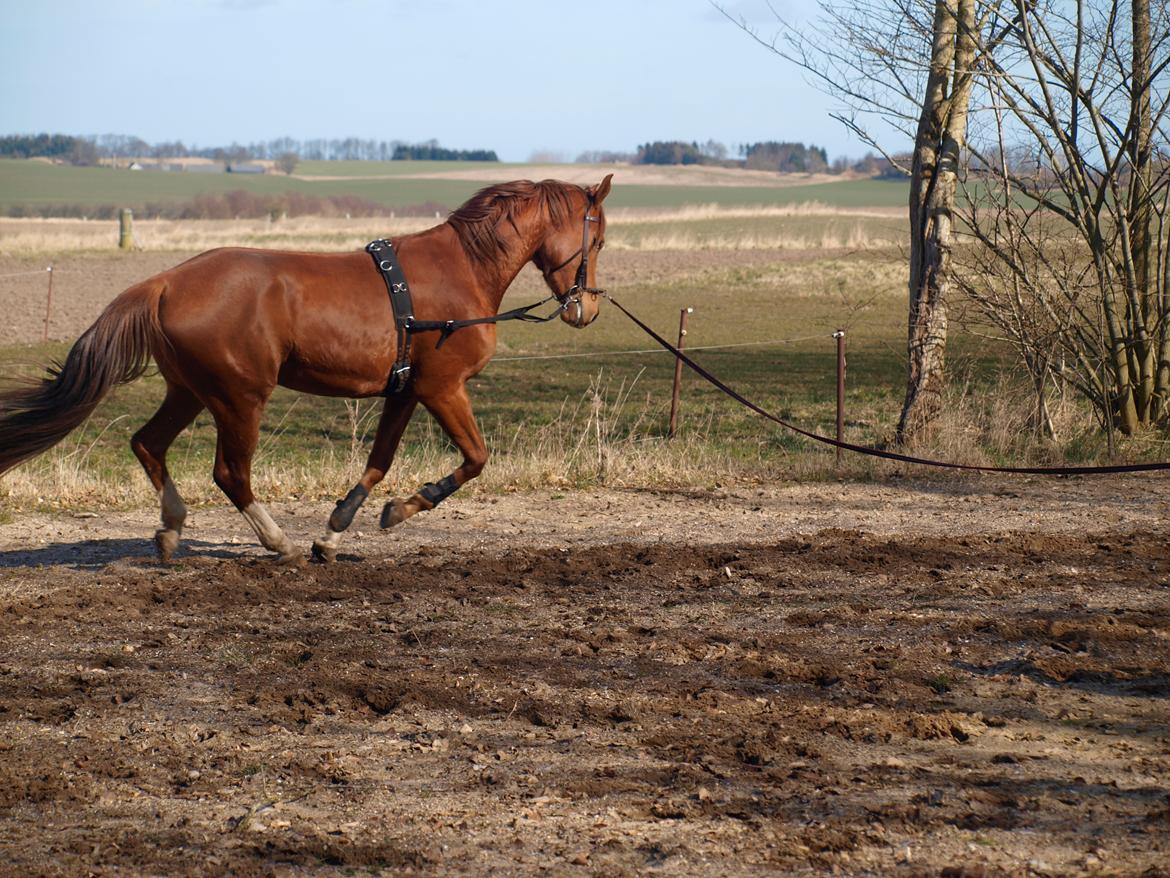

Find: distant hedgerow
4;191;451;220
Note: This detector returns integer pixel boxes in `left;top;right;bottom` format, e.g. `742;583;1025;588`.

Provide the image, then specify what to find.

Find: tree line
2;132;904;177
0;134;99;165
0;134;499;164
596;140;903;176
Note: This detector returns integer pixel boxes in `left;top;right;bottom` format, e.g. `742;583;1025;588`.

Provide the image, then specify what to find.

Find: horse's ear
589;173;614;205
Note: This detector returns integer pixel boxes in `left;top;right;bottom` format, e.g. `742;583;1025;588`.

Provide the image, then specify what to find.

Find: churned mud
1;480;1168;876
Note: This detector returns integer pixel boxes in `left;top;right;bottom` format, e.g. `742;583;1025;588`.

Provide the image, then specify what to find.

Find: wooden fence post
118;209;134;251
834;329;846;466
42;265;54;343
669;308;692;439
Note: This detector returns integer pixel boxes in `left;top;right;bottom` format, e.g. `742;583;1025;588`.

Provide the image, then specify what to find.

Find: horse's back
152;247;396;397
161;246;368;292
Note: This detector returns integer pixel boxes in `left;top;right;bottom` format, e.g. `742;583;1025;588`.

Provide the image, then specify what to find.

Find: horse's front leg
381;383;486;529
312;393;418;562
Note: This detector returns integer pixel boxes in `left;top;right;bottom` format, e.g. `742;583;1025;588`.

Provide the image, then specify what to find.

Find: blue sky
0;0;872;161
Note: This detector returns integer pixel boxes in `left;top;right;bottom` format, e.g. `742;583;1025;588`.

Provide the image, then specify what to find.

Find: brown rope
607;294;1170;476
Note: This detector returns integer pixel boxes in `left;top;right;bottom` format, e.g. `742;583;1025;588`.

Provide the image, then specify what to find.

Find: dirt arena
1;479;1168;876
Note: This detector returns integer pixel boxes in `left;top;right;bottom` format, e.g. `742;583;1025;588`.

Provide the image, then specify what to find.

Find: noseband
550;211;605;326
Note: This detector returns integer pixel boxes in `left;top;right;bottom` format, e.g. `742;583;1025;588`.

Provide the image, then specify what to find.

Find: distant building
227;163;265;174
186;163;225;173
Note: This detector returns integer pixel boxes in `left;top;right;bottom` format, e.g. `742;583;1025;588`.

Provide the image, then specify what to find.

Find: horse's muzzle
566;292;602;328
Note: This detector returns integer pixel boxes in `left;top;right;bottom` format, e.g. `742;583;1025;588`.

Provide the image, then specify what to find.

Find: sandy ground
0;251;193;347
1;478;1168;877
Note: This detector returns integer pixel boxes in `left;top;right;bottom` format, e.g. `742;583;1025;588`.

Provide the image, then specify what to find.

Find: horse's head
534;174;613;328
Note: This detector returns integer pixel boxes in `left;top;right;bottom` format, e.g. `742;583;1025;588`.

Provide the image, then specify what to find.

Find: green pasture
0;159;909;214
0;159;482;214
293;160;531;177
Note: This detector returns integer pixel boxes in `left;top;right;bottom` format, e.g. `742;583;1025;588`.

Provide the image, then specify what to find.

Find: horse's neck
477;217;551;312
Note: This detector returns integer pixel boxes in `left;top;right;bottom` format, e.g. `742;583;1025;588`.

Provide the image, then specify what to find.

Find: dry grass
0;203;905;256
3;366;1158;514
0;377;760;512
606;225;891;252
898;365;1170;470
606;202;904;223
0;216;438;256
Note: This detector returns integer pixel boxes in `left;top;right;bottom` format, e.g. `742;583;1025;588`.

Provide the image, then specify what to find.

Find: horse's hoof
273;550;306;568
310;540;337;564
155;529;180;563
380;499;408;529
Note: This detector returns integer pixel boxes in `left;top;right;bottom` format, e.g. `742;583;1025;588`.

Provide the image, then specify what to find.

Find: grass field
0;247;905;507
0;158;909;214
293;159;534;177
0;159;482;214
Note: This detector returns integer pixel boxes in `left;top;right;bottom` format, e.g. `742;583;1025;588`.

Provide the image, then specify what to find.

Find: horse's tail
0;281;165;476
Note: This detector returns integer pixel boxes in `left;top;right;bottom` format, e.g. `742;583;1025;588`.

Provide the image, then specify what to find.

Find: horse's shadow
0;537;366;570
0;538;252;570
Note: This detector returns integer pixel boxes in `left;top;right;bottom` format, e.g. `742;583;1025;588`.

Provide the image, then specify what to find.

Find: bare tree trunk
897;0;978;444
725;0;1170;440
1130;0;1157;422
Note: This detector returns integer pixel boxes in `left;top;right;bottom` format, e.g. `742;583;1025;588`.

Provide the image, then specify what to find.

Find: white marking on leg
154;477;187;561
159;478;186;534
317;528;343;550
311;526;343;562
241;502;295;556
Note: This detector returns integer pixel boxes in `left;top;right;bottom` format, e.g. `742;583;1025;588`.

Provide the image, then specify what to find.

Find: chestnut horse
0;175;613;563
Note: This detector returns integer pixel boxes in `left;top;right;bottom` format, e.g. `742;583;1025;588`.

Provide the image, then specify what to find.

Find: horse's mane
447;179;580;266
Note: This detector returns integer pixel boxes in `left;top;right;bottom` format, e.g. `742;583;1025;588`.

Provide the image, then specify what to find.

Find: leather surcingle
366;238;414;395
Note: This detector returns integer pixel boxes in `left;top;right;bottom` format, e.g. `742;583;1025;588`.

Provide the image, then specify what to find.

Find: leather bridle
546;208;605;327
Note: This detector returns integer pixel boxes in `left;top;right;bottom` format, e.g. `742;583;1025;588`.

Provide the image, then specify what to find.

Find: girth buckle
386;362;412;395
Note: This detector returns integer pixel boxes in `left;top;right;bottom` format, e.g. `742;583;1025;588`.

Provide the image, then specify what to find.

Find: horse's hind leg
381;383;487;529
131;383;204;562
206;395;300;565
312;393;418;563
